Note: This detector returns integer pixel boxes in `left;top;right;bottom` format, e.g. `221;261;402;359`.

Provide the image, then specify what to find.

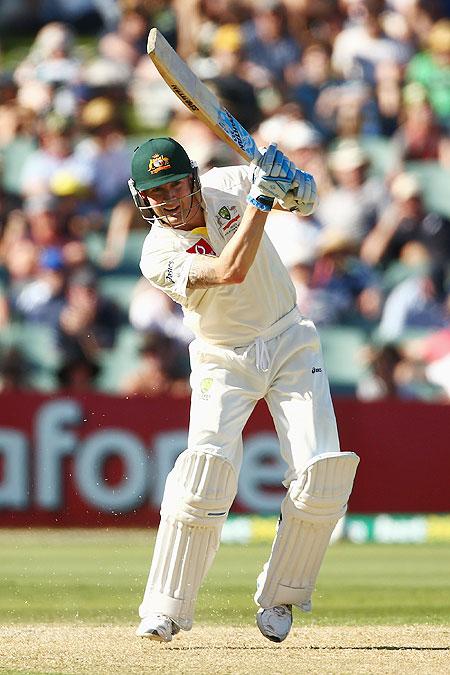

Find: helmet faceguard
128;163;202;229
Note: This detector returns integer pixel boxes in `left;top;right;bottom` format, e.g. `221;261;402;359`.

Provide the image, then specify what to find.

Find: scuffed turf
1;625;449;675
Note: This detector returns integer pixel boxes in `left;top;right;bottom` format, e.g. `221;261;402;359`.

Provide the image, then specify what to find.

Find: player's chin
163;214;185;228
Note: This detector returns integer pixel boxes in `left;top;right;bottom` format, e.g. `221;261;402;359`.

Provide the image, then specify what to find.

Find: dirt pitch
1;625;449;675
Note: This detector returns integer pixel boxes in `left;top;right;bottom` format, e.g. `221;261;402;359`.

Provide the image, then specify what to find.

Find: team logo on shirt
186;238;216;256
148;153;171;174
216;204;241;235
199;377;214;400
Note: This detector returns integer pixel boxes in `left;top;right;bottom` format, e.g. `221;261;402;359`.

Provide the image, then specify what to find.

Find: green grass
1;530;449;626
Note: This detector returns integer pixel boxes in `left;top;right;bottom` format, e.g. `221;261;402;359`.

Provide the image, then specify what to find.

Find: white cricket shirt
139;165;296;346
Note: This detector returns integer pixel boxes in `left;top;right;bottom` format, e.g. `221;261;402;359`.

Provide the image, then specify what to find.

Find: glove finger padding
247;163;297;211
254;165;296;197
278;156;297;181
293;170;313;203
279;170;318;215
268;150;288;179
257;144;296;180
305;175;317;205
256;143;278;174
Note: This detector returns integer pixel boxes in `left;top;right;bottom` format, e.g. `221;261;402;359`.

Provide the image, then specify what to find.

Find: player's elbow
230;270;247;284
222;267;247;285
217;256;248;284
217;254;251;284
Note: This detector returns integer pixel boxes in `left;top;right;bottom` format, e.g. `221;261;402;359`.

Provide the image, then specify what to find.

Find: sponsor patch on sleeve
186;238;216;256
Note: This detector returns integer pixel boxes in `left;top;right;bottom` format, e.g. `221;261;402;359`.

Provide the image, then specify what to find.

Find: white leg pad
139;450;237;630
255;451;359;611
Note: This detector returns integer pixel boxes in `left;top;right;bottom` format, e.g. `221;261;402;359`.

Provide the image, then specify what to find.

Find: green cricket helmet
131;137;193;191
128;137;201;227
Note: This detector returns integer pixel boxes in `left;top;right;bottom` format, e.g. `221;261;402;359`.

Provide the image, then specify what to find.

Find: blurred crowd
0;0;449;402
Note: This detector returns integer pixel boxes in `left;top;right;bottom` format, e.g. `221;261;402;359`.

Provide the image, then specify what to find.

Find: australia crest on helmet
148;153;171;174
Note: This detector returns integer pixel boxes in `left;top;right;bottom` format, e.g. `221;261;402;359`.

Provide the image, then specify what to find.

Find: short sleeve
140;246;195;303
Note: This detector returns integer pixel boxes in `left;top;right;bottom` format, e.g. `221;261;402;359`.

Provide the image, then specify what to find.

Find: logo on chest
186;238;216;256
216;204;241;235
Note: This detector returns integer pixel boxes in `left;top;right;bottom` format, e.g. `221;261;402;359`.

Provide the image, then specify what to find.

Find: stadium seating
405;161;450;218
96;326;142;393
0;322;60;391
98;275;138;312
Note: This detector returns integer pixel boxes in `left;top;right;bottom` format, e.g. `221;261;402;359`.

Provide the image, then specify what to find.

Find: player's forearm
188;205;267;288
218;205;267;282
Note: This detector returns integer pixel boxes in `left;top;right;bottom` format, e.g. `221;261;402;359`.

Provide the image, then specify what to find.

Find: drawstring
243;336;270;372
255;337;270;372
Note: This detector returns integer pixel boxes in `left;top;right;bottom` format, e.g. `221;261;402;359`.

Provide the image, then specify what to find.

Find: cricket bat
147;28;262;164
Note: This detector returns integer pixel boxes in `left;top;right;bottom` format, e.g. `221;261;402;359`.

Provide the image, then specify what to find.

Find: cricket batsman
129;137;359;643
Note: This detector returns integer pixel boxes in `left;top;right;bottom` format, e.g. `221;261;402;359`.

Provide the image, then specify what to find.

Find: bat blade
147;28;260;163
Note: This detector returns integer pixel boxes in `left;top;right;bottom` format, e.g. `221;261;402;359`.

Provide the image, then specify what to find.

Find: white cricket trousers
188;307;340;483
138;306;341;627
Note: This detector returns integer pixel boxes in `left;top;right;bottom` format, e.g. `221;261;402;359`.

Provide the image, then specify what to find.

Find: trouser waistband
239;306;302;372
236;306;302;349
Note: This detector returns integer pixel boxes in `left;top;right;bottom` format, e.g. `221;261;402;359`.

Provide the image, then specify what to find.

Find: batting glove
279;169;318;216
247;144;296;212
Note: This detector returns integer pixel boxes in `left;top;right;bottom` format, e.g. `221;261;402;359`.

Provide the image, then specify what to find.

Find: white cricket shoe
256;604;292;643
136;614;181;642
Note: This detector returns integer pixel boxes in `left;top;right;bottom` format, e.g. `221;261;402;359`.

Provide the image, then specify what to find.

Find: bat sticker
217;110;257;157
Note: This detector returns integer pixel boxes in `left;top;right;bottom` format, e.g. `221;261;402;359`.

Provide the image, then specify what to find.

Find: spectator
0;346;30;392
177;0;250;59
361;172;450;269
58;266;124;360
373;60;403;137
14;22;79;88
13;22;82;118
406;18;450;127
424;353;450;402
1;239;38;326
207;28;262;132
403;326;450;402
13;246;66;329
0;103;37;199
240;0;300;101
286;42;342;138
23;193;64;249
377;261;449;342
264;210;324;322
98;7;150;70
316;139;386;245
37;0;105;33
57;353;101;392
389;83;449;168
403;326;450;365
310;228;382;326
128;277;194;345
311;74;382;139
20;115;91;198
76;97;131;209
171;112;240;173
357;343;404;400
121;330;190;397
332;0;412;84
